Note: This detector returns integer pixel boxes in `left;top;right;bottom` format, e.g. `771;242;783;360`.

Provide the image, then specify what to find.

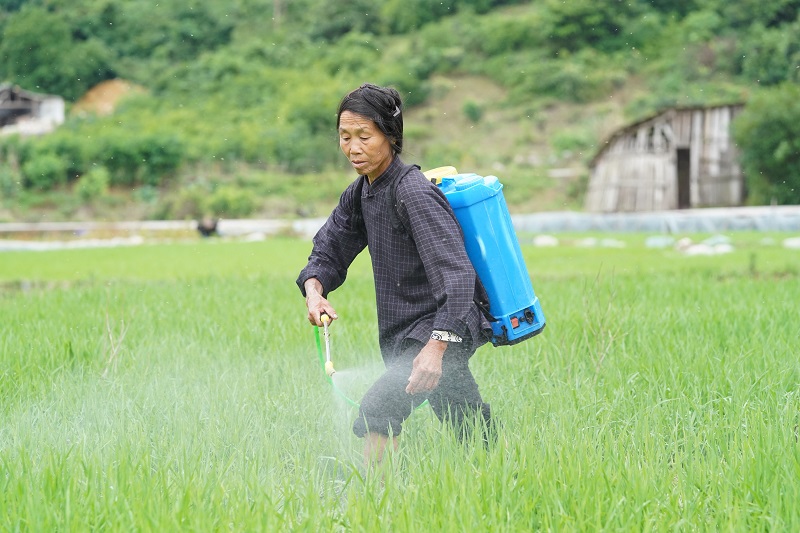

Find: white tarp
512;206;800;233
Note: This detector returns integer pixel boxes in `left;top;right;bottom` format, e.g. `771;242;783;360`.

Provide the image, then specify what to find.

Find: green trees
80;1;234;63
308;0;376;40
542;0;646;53
734;83;800;205
0;6;114;101
714;0;800;29
740;21;800;85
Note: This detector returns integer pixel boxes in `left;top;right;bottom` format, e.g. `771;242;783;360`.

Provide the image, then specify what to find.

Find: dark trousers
353;339;493;442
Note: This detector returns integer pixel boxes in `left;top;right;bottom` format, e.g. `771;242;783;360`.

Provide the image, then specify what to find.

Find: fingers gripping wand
321;314;336;377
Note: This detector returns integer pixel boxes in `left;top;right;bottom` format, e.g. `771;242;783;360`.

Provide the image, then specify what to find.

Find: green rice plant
1;235;799;530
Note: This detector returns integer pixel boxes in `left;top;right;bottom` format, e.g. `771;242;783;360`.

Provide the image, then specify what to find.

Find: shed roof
0;83;61;104
589;103;744;167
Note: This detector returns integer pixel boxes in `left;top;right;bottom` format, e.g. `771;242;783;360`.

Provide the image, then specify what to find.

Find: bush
138;134;184;186
733;83;800;205
156;187;208;220
0;164;22;199
21;153;67;190
490;49;625;103
35;134;87;181
462;101;483;123
91;132;185;187
552;128;596;157
206;186;256;218
0;134;33;171
133;185;159;204
274;126;338;173
76;166;110;202
466;11;547;56
94;133;142;186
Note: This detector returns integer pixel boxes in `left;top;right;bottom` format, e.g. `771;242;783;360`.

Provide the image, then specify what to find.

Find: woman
297;83;493;463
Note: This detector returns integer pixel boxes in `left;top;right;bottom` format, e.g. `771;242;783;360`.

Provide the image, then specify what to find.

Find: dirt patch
71;79;146;117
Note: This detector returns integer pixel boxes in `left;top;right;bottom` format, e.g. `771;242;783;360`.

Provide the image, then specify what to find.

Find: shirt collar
363;156;404;195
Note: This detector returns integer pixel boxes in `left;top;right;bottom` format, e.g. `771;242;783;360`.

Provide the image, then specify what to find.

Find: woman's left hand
405;339;446;394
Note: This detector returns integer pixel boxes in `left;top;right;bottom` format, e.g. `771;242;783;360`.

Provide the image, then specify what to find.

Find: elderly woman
297;83;494;463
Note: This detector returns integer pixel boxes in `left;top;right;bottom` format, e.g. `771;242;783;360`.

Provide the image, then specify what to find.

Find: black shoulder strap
389;165;496;324
386;163;420;234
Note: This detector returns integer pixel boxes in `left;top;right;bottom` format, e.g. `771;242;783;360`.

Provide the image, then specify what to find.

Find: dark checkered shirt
297;156;490;355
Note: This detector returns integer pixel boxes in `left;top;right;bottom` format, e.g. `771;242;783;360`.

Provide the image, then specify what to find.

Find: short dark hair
337;83;404;155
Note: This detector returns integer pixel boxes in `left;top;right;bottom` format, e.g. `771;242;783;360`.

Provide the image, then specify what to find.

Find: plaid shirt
297;156;489;355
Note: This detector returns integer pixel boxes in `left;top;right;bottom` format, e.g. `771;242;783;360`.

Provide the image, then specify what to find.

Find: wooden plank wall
693;106;743;207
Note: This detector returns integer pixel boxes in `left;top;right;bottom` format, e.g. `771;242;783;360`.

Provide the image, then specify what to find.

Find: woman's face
338;110;394;182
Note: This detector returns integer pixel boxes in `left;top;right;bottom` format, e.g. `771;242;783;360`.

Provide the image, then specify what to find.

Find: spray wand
321;313;336;377
313;316;358;408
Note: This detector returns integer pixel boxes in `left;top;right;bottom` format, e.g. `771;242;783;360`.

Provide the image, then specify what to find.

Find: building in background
586;104;745;212
0;83;65;137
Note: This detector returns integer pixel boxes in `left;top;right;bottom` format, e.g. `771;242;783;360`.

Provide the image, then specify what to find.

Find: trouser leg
352;339;494;444
428;343;495;445
352;340;424;438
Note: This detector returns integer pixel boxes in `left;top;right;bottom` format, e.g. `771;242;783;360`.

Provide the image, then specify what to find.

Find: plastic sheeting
512;206;800;234
2;206;799;249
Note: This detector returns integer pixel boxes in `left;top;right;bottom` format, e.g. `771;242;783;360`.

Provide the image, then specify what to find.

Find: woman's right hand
304;278;338;326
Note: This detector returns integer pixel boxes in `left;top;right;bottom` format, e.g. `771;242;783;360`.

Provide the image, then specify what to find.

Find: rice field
1;233;799;531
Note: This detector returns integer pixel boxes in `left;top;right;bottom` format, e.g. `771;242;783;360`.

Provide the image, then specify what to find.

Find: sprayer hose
314;325;360;407
313;326;429;411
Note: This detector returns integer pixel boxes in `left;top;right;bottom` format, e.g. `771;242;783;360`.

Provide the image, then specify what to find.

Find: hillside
1;0;798;222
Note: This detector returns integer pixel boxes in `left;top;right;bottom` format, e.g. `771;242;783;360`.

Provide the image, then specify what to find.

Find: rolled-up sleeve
296;180;367;297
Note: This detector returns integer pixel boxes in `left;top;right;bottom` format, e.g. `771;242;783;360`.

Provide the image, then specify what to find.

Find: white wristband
431;330;462;343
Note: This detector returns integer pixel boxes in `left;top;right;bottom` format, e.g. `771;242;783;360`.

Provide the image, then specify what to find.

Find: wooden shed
0;83;65;136
585;104;745;212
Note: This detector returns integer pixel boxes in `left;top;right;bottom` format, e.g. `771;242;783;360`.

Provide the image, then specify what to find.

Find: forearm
295;182;367;298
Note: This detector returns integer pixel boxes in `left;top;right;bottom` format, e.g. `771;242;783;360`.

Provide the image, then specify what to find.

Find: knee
353;413;402;438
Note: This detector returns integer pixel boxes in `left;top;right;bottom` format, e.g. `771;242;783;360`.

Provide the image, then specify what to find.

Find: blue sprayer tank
436;172;545;346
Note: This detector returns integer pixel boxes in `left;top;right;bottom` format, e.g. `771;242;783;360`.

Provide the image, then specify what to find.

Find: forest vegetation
1;0;799;222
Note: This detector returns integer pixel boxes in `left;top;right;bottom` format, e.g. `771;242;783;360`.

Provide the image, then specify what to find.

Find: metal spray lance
321;313;336;377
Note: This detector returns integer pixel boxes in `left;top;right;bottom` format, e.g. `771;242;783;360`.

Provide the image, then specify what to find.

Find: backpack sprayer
427;166;545;345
